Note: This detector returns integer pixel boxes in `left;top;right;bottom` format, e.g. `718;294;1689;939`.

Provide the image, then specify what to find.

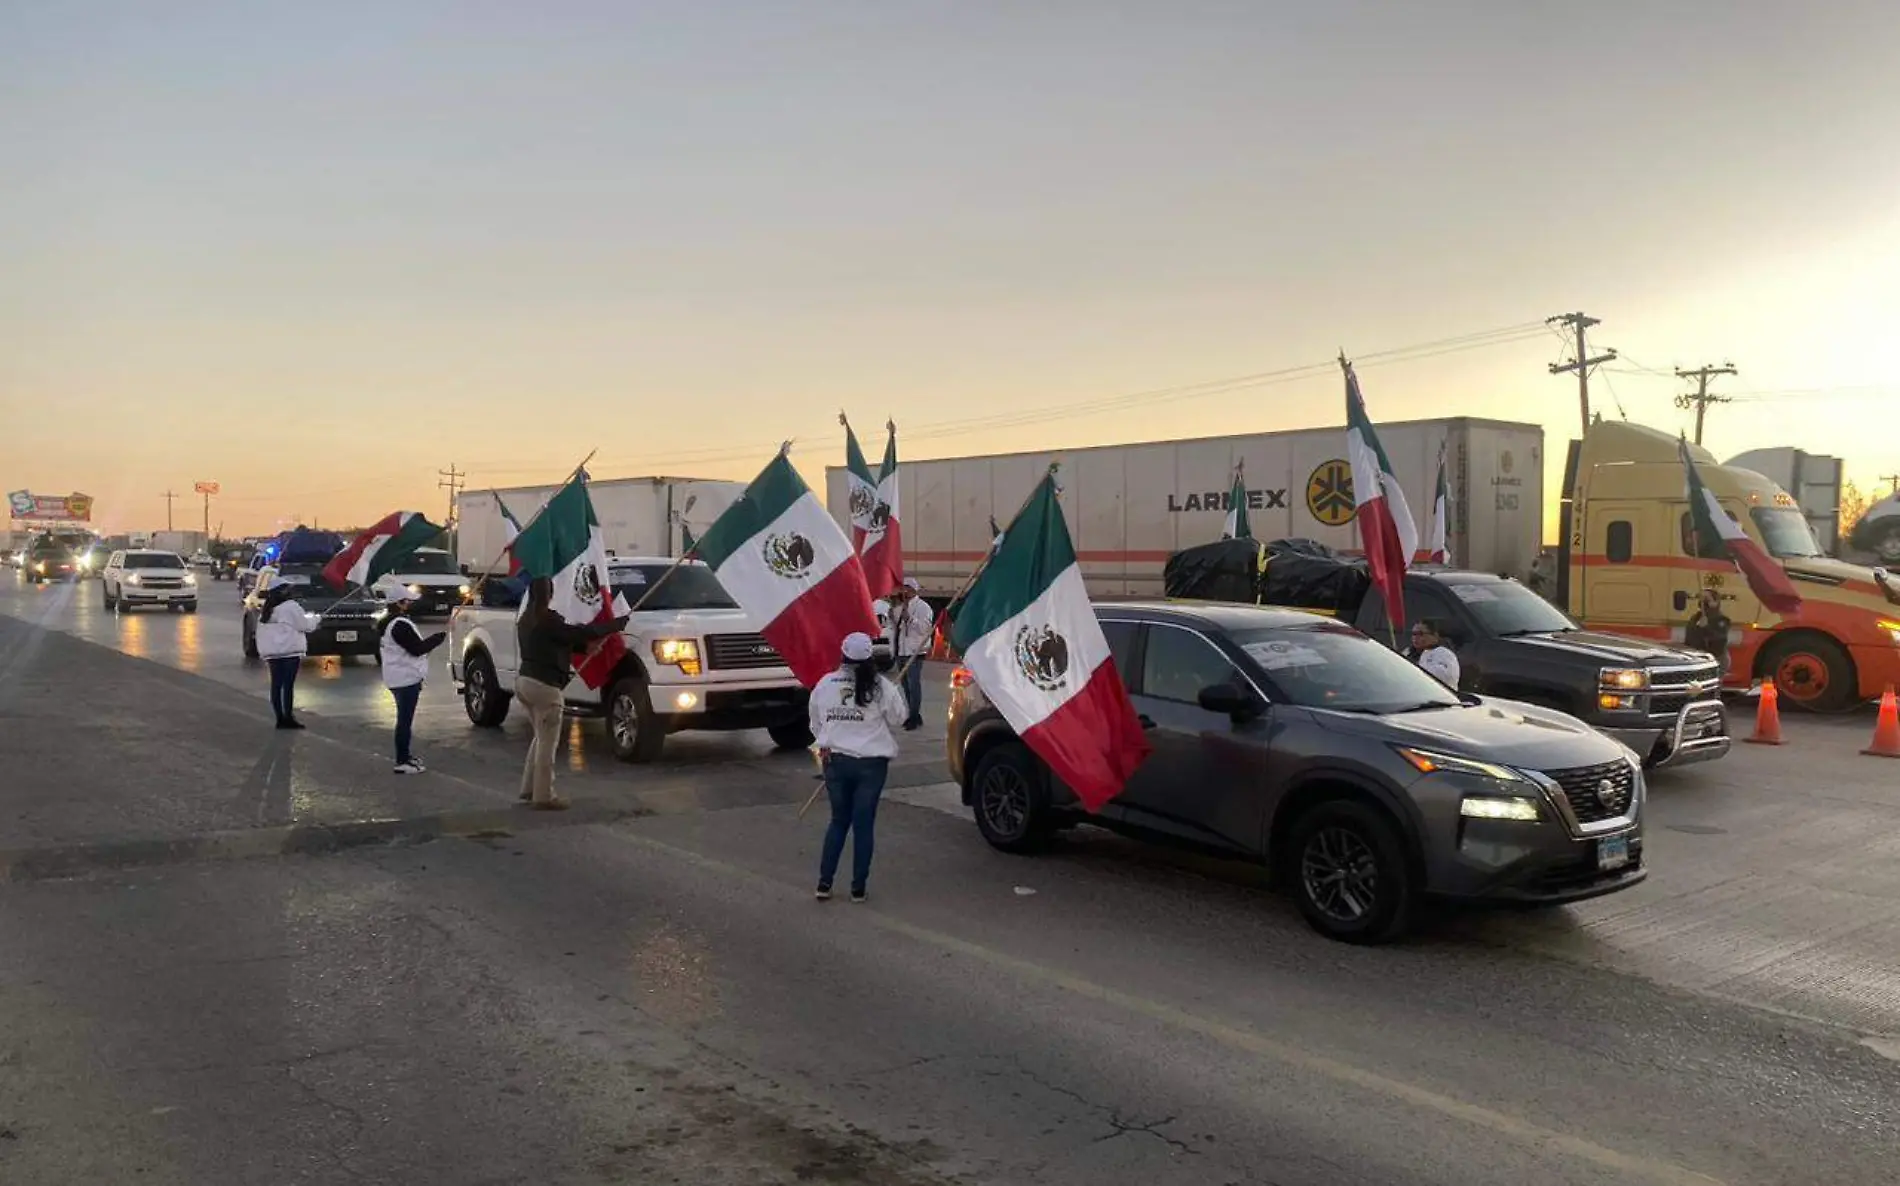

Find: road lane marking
610;828;1729;1186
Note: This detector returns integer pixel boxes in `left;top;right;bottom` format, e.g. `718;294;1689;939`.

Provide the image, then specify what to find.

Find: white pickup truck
447;556;813;762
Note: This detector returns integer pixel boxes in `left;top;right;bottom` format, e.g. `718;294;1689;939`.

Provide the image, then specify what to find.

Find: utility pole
1547;312;1618;433
1673;363;1738;445
437;463;466;527
160;489;179;532
1882;474;1900;496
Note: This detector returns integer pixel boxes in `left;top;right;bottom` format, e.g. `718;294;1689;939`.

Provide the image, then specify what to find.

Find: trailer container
454;476;745;575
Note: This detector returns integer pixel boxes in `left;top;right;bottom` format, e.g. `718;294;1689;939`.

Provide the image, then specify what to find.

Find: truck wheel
462;651;511;727
608;675;666;763
103;585;117;610
242;616;259;659
1870;519;1900;565
181;602;198;615
766;719;814;750
970;743;1055;854
1287;799;1418;945
1762;634;1856;714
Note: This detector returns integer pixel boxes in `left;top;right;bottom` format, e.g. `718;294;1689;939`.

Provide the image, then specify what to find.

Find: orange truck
1559;419;1900;711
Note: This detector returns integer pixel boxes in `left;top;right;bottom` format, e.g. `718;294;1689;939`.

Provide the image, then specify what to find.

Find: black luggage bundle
1163;537;1371;614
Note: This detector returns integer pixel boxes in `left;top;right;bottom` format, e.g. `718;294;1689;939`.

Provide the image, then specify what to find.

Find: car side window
1140;624;1240;705
1679;510;1728;560
1098;620;1140;687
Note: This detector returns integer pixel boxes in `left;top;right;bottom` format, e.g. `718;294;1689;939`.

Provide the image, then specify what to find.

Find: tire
767;719;815;750
1287;799;1418;945
242;615;259;659
969;742;1055;854
608;675;666;763
181;602;197;615
103;584;117;610
1762;633;1856;714
1867;518;1900;565
462;651;512;727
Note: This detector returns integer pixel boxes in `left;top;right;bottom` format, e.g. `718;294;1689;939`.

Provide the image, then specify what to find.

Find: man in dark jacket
1683;588;1731;676
515;576;626;810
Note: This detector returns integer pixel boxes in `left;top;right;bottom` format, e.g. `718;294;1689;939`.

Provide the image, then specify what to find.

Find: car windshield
1440;579;1576;636
401;551;459;575
1749;507;1823;559
31;544;74;560
126;553;185;569
1229;623;1462;713
609;564;737;611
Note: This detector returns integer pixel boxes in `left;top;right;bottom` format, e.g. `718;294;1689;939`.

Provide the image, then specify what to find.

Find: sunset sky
5;1;1897;539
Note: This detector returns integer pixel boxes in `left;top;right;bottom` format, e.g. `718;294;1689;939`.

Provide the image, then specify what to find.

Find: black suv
948;602;1647;944
22;539;79;583
239;530;383;661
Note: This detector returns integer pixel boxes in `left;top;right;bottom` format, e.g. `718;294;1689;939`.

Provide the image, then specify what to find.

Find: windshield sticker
1449;585;1498;603
614;569;648;585
1244;641;1329;670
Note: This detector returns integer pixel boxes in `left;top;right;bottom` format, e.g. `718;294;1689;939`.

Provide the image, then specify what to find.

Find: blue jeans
267;658;300;722
900;656;925;727
819;754;890;893
390;682;422;763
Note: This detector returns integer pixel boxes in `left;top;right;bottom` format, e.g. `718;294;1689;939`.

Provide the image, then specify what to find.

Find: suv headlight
125;573;141;585
651;639;701;676
1600;667;1649;691
1394;746;1531;784
183;573;197;586
1459;795;1543;822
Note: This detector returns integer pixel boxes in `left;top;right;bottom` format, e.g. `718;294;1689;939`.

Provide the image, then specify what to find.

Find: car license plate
333;630;358;643
1597;835;1630;871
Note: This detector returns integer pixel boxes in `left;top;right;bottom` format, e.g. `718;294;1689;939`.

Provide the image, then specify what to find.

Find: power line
1547;312;1618;433
1673;363;1738;445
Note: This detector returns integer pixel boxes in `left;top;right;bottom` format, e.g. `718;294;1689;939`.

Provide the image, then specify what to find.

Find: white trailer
828;417;1545;599
454;476;746;575
1724;447;1844;555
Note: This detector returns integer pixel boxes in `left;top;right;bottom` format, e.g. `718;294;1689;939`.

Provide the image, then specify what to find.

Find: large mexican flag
842;417;904;596
1344;361;1418;637
510;477;630;689
323;511;442;591
949;474;1150;813
695;451;879;687
1680;437;1802;615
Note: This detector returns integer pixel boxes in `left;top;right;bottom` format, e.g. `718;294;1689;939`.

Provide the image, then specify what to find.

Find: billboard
7;491;94;523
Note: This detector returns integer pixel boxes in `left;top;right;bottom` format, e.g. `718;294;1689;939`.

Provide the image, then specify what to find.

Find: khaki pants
515;676;566;804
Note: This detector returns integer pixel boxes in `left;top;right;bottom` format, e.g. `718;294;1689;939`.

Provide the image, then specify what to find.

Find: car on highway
239;530;384;661
22;538;80;583
211;546;253;581
387;546;473;617
449;556;811;762
101;550;200;613
188;550;214;568
75;541;112;579
947;601;1646;944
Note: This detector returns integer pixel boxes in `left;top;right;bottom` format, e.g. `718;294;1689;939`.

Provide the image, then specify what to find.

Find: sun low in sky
3;2;1896;538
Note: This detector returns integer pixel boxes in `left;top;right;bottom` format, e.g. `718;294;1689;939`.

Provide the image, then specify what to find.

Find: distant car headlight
406;583;423;596
1600;667;1649;690
458;583;472;596
1394;746;1531;784
33;561;45;574
651;638;701;676
1459;795;1543;822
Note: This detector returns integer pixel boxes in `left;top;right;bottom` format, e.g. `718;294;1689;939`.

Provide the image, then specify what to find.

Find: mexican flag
949;473;1150;813
1680;437;1802;615
1423;446;1451;565
1344;360;1419;636
323;511;442;591
695;450;879;687
842;416;903;596
495;492;526;576
1222;462;1252;540
509;477;630;689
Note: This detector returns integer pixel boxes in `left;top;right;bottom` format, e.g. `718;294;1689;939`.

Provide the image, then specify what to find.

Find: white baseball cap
373;573;413;602
841;632;874;662
902;577;922;591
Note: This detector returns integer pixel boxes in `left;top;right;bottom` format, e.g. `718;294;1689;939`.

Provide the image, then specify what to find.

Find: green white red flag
495;492;526;576
1222;461;1252;540
1344;360;1418;636
1679;437;1802;615
842;416;903;596
509;477;629;689
1423;445;1450;565
949;473;1150;813
695;450;879;687
323;511;442;591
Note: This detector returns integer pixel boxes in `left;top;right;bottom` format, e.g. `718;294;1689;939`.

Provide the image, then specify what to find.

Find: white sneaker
393;760;424;775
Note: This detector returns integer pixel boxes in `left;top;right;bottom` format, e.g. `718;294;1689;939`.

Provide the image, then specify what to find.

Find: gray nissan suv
946;602;1646;943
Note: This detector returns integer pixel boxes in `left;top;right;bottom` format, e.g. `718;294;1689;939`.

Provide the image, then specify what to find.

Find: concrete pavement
4;573;1900;1183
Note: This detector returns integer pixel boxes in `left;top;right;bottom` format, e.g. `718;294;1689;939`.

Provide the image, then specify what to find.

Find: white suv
103;550;200;613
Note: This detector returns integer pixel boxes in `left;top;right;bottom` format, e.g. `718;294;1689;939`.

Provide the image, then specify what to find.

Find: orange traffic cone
1745;679;1786;745
1863;685;1900;759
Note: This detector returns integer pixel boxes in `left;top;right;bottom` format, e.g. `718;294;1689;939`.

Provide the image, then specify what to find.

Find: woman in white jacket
809;632;908;903
254;581;320;729
373;575;446;774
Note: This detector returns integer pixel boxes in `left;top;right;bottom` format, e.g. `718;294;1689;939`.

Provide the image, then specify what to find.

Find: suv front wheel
970;743;1055;854
1287;800;1418;945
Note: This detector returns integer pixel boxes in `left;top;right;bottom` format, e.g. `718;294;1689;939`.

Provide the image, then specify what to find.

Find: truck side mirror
1672;590;1689;613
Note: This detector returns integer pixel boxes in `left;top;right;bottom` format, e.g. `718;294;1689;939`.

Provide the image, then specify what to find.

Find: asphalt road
3;573;1899;1185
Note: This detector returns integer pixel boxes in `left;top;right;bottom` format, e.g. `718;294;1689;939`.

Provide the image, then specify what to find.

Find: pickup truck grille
1546;760;1636;824
1644;662;1722;719
705;632;784;671
139;577;185;590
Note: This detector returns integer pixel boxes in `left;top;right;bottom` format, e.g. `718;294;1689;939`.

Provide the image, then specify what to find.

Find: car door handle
1138;714;1157;730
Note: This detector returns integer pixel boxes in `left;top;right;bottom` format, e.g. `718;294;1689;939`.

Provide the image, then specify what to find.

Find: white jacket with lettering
256;600;320;660
808;668;908;759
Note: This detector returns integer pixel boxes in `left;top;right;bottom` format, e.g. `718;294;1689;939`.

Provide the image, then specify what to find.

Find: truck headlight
1394;746;1531;784
1459;795;1543;822
406;583;422;596
1600;667;1648;691
651;639;701;676
125;573;141;585
183;573;197;586
1878;619;1900;646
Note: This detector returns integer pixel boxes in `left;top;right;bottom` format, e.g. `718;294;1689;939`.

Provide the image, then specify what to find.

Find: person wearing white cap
809;631;909;902
373;574;447;774
872;577;934;731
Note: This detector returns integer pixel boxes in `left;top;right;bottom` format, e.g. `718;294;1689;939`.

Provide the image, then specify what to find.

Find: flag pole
800;462;1058;821
466;448;598;602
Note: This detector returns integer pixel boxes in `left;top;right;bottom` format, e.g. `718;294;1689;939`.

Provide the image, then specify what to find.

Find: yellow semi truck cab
1559;419;1900;712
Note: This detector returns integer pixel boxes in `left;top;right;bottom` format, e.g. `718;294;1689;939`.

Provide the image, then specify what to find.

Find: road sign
194;481;221;496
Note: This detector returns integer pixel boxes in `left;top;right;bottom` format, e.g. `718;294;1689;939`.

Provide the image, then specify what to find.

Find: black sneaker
814;884;833;901
849;888;867;904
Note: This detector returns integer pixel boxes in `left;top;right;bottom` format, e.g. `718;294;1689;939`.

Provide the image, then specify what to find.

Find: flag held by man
695;448;879;687
840;414;903;596
1344;358;1419;636
324;511;443;592
510;477;631;689
949;471;1150;813
1679;437;1802;615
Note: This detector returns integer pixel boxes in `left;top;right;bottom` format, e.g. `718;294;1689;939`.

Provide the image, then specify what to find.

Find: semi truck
828;416;1546;599
454;476;747;576
1723;447;1844;555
